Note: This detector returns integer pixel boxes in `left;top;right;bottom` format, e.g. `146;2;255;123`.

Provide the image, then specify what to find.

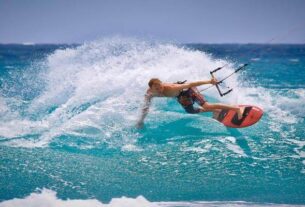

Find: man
136;78;245;128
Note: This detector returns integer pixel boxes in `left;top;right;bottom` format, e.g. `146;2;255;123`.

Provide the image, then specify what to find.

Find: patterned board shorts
177;87;206;114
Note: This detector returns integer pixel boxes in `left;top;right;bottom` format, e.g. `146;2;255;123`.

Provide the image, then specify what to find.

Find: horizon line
0;42;305;45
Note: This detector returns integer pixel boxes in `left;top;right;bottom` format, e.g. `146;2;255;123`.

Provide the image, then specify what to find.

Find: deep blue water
0;39;305;206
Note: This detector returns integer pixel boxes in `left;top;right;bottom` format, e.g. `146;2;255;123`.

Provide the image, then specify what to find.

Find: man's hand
136;121;144;129
210;77;218;85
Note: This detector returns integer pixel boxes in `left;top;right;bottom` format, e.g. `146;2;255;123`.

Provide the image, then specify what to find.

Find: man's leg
190;88;223;118
202;102;245;119
198;107;221;119
189;87;244;119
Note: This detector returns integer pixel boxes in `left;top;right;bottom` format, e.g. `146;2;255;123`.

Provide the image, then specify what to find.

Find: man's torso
148;83;181;97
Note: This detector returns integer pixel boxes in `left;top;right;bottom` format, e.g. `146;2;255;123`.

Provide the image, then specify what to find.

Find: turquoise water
0;39;305;206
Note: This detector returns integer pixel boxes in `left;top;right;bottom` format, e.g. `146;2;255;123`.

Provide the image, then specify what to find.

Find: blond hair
148;78;161;88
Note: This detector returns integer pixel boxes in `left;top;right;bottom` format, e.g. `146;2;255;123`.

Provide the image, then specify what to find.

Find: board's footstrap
231;106;252;125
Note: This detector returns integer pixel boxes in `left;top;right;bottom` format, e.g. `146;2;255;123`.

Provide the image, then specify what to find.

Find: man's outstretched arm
136;93;152;128
175;78;217;91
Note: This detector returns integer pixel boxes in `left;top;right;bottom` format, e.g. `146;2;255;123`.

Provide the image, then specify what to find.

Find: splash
0;38;303;148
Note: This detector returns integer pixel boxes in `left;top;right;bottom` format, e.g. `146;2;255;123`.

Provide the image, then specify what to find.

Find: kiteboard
213;105;263;128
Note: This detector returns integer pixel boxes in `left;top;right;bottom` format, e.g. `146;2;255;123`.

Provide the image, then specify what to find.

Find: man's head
148;78;164;93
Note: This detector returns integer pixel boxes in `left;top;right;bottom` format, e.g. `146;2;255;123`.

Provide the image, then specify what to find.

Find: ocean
0;38;304;206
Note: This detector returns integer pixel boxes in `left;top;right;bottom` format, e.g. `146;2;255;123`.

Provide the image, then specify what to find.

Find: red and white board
214;105;263;128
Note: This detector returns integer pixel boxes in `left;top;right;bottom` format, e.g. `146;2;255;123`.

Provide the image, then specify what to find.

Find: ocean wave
0;37;304;149
0;189;304;207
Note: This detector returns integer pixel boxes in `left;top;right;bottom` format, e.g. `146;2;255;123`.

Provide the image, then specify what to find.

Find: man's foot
237;107;245;120
136;121;144;129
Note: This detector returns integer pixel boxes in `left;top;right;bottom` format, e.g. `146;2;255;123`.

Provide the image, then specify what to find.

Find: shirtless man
136;78;245;128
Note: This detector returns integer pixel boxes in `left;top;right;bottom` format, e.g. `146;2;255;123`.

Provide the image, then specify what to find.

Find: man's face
151;82;164;93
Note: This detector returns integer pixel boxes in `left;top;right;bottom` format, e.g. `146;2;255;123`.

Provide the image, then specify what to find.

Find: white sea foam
289;58;299;62
287;139;305;159
0;189;303;207
0;188;157;207
288;139;305;149
121;143;143;152
219;136;247;157
22;42;35;46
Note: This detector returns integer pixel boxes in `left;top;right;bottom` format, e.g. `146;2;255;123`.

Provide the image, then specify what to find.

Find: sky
0;0;305;44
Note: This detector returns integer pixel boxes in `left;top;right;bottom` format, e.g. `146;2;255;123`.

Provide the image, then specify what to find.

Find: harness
175;80;194;107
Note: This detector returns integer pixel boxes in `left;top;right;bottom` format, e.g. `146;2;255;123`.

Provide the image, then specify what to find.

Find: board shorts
177;87;206;114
